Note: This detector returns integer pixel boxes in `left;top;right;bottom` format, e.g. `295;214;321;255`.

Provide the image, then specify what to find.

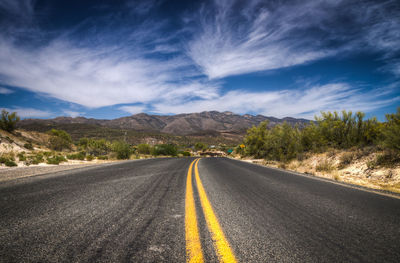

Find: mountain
18;111;310;136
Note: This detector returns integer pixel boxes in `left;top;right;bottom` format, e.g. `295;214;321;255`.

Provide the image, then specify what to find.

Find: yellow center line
185;158;204;263
194;158;238;263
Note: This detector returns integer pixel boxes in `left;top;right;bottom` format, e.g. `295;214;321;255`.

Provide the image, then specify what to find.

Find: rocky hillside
19;111;310;136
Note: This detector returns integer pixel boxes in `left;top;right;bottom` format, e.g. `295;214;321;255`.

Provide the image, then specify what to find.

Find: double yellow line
185;158;237;263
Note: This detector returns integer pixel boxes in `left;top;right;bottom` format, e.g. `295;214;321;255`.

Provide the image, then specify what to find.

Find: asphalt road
1;157;399;262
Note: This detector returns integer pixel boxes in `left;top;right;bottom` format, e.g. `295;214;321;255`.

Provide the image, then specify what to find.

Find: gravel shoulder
0;161;119;182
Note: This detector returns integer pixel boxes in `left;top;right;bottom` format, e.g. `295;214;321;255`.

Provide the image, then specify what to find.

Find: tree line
241;108;400;162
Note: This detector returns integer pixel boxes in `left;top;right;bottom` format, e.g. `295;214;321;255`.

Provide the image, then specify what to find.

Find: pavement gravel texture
1;157;399;262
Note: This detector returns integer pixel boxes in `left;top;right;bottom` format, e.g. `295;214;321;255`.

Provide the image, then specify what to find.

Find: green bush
0;110;20;132
67;152;85;160
32;153;44;164
374;150;400;168
86;155;94;161
5;160;17;167
137;143;151;154
46;155;67;165
382;107;400;151
97;155;108;160
241;110;398;163
181;151;191;157
152;144;178;156
17;153;26;161
88;139;110;156
194;142;208;152
48;129;72;151
24;143;34;150
112;141;132;159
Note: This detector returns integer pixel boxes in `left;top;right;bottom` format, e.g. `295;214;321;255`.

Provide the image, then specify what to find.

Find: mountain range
18;111;310;136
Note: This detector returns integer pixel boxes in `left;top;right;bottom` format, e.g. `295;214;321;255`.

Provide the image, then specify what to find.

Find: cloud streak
2;107;52;118
153;83;400;119
0;0;399;119
187;0;400;79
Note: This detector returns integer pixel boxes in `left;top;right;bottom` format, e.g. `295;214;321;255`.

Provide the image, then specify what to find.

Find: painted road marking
194;159;238;263
185;158;204;263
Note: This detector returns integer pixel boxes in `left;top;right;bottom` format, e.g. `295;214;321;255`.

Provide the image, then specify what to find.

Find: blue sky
0;0;399;120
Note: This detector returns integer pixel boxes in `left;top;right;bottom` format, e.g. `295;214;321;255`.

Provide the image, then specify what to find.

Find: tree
48;129;72;151
382;107;400;151
243;121;269;158
49;129;72;143
0;110;20;132
194;142;208;152
112;141;132;159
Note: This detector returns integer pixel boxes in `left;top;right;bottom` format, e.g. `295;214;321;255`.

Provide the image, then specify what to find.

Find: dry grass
246;148;400;194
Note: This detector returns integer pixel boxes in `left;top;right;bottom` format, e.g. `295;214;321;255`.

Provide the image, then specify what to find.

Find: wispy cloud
0;26;218;108
63;110;83;118
0;87;14;94
119;105;146;115
0;0;398;119
3;107;52;118
187;0;400;79
153;83;400;119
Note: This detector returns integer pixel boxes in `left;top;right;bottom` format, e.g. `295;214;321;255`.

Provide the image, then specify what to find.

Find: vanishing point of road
1;157;399;262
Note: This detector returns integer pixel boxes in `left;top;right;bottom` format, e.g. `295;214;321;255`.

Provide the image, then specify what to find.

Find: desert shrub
338;152;354;169
0;110;20;132
296;152;309;161
194;142;208;152
181;151;191;157
151;144;178;156
112;141;132;159
240;110;395;161
5;136;14;143
49;129;72;142
137;143;151;154
375;150;400;168
316;160;335;172
385;170;393;179
28;153;44;164
24;143;34;150
79;138;89;147
366;160;376;170
382;107;400;151
0;156;7;163
86;155;94;161
1;152;15;161
46;155;67;165
17;153;26;161
5;160;17;167
278;163;287;169
48;129;72;151
244;121;270;158
97;155;108;160
67;152;85;160
87;139;110;156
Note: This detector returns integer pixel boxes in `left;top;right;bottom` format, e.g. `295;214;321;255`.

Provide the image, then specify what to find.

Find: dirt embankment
239;149;400;194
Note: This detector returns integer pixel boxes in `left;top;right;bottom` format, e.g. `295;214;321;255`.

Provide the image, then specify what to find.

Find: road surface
1;157;399;262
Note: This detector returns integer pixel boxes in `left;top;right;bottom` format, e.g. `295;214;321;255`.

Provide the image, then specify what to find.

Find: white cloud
119;105;146;115
0;87;13;94
63;110;82;118
2;107;52;118
187;0;400;79
0;0;398;120
0;37;219;108
153;83;400;119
